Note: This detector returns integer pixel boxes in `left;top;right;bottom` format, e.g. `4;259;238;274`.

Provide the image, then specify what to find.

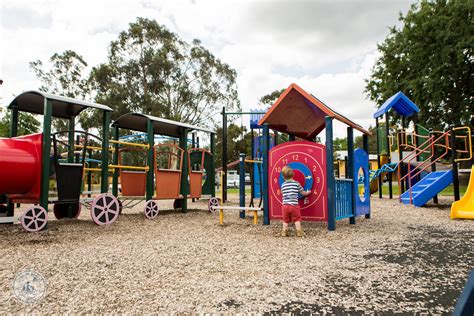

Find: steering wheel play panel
269;141;327;221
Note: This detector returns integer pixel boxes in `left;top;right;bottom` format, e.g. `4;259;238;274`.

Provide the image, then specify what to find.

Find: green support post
40;99;53;218
325;116;336;231
112;126;119;197
347;127;355;225
179;128;189;212
100;111;111;193
210;133;216;197
68;116;75;163
239;153;246;219
146;119;154;201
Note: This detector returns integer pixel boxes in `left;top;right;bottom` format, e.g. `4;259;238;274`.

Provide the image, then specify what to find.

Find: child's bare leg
281;222;289;237
295;221;301;230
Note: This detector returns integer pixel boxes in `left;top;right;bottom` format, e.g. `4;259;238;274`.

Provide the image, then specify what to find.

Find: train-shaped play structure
0;91;216;232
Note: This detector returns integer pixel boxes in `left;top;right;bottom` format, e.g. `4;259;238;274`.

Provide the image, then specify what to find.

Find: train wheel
90;193;120;226
53;203;81;219
20;206;48;232
173;199;182;210
208;197;219;213
144;200;159;220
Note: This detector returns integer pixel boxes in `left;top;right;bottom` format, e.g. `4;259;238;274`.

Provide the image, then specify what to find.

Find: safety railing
335;178;353;220
399;130;451;204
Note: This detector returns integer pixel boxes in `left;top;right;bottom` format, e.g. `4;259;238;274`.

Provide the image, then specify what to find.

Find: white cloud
0;0;413;137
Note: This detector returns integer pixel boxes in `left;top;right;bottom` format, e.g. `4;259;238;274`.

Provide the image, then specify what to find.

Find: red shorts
282;204;302;223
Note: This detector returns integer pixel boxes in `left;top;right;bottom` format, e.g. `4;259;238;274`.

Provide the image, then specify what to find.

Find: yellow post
253;210;258;225
219;209;224;225
220;170;224;202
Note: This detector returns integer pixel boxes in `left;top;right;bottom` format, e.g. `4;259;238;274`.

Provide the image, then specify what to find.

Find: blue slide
400;170;453;207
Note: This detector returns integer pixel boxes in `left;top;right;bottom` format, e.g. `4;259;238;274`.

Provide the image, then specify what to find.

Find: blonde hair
282;166;294;180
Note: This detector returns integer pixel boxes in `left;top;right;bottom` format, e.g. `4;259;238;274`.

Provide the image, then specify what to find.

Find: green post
210;132;216;197
112;125;119;197
68;116;75;163
146;119;154;201
100;111;111;193
40;99;53;217
179;128;188;212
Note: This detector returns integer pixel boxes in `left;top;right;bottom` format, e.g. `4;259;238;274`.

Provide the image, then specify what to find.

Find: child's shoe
296;229;305;237
281;229;289;237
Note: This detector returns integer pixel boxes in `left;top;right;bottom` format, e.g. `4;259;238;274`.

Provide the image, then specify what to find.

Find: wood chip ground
0;194;473;314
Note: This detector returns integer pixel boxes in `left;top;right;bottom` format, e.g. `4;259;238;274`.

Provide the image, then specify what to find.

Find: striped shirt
281;180;304;205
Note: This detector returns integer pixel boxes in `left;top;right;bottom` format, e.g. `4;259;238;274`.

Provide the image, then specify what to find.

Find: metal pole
398;128;405;194
250;127;255;202
347;127;355;225
363;134;370;219
375;118;382;198
40;99;53;223
450;127;460;201
100;111;111;193
112;126;119;197
146;119;154;201
429;128;438;204
180;128;188;212
87;149;92;198
262;123;270;225
222;107;228;202
210;133;216;198
239;153;246;219
385;113;392;199
191;132;196;202
325;116;336;231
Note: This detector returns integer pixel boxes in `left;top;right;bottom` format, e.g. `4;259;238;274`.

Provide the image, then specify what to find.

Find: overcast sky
0;0;414;136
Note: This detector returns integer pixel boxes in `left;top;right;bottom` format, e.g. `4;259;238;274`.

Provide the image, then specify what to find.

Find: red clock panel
268;141;327;221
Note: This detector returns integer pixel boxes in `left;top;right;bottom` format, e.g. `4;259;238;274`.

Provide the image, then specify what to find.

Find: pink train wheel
144;200;159;220
90;193;120;226
208;197;219;213
20;206;48;232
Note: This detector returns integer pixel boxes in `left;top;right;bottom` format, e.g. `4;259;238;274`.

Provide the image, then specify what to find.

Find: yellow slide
451;166;474;219
370;155;389;194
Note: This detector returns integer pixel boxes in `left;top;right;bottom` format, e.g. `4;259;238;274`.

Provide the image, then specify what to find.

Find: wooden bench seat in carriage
188;148;209;199
153;144;184;200
118;147;147;197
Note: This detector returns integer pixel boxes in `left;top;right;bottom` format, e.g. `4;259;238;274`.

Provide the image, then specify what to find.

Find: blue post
363;134;371;219
239;153;246;219
262;124;270;225
347;127;356;225
325;117;336;231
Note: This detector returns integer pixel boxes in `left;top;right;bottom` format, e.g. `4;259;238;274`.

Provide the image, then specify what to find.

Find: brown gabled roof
258;83;371;140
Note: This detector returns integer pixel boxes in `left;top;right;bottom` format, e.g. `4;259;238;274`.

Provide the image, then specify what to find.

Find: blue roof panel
373;91;420;119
